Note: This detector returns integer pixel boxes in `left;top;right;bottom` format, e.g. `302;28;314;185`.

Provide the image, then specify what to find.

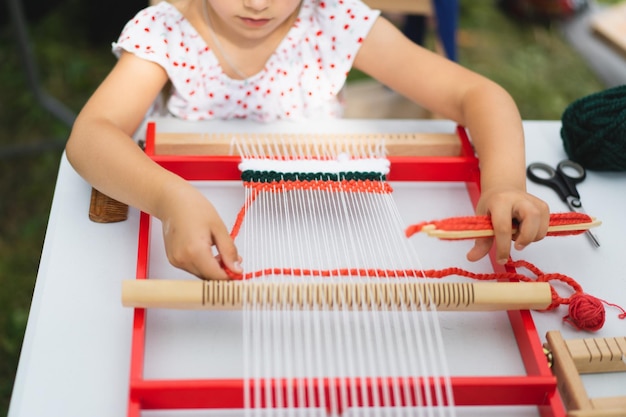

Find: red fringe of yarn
226;206;622;332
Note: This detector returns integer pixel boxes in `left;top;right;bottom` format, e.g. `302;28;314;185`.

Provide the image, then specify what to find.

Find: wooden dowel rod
422;220;602;240
122;280;552;311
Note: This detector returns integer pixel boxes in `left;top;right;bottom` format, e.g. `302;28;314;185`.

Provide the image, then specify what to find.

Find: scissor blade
565;197;600;247
585;229;601;247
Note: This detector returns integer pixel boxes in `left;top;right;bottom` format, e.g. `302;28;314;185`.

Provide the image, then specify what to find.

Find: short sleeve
107;1;381;122
111;3;181;70
313;0;381;81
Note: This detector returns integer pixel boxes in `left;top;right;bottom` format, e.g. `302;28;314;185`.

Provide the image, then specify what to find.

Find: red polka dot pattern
112;0;380;122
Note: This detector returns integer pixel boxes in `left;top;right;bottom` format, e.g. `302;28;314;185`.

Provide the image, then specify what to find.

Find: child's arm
354;17;550;264
66;52;242;279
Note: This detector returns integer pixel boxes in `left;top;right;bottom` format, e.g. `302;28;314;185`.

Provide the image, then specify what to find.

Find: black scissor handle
526;162;556;181
526;161;577;201
556;159;586;183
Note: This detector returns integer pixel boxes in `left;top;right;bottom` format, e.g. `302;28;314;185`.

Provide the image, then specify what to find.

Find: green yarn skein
560;85;626;171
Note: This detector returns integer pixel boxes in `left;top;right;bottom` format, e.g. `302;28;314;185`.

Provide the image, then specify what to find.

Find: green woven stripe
561;85;626;171
241;170;386;183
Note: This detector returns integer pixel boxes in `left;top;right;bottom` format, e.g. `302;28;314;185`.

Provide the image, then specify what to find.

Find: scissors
526;159;600;247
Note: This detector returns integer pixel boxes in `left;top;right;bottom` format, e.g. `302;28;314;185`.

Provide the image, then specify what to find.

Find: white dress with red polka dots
112;0;380;122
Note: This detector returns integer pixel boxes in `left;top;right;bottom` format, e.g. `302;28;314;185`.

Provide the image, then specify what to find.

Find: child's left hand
466;187;550;264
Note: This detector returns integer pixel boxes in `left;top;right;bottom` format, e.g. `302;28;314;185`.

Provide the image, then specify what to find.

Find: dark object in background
561;85;626;171
400;0;459;62
497;0;589;22
1;0;145;46
0;0;63;23
403;15;428;47
83;0;146;45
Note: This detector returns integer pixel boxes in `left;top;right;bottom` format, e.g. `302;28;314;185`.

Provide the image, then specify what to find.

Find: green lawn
0;1;613;415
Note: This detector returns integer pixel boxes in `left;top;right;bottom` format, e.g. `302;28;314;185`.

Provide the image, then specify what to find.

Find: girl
65;0;550;280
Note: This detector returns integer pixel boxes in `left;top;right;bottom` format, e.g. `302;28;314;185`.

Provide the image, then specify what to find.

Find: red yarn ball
563;293;606;331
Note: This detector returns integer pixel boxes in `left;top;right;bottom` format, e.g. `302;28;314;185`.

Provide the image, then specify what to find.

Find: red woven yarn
405;212;594;239
563;293;606;332
225;200;624;331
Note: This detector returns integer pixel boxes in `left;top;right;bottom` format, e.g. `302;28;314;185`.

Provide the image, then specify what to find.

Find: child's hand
157;184;242;280
466;187;549;265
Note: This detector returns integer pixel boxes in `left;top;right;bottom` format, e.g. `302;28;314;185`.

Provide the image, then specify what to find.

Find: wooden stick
568;409;626;417
362;0;432;15
546;330;593;412
590;2;626;59
154;131;462;157
122;280;552;311
590;397;626;413
421;219;602;240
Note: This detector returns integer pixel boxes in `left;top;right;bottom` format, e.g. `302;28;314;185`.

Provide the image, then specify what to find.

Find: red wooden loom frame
126;121;566;416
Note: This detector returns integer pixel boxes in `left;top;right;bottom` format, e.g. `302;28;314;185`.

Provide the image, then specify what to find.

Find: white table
8;119;626;417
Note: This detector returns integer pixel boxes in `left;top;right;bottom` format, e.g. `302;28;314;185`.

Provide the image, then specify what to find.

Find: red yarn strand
226;186;622;331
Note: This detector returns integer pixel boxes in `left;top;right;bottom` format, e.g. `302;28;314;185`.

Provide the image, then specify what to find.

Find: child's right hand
156;183;242;280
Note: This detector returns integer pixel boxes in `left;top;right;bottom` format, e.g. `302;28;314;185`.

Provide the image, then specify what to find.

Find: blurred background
0;0;623;414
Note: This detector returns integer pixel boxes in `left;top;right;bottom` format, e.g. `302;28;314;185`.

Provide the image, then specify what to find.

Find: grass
458;3;606;118
0;1;614;415
0;4;116;414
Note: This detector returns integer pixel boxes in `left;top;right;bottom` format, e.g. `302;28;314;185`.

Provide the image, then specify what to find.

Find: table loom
125;118;565;417
10;119;626;417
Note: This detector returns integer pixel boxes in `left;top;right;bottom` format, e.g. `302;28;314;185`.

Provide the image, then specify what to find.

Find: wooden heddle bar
152;131;462;156
122;280;552;311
